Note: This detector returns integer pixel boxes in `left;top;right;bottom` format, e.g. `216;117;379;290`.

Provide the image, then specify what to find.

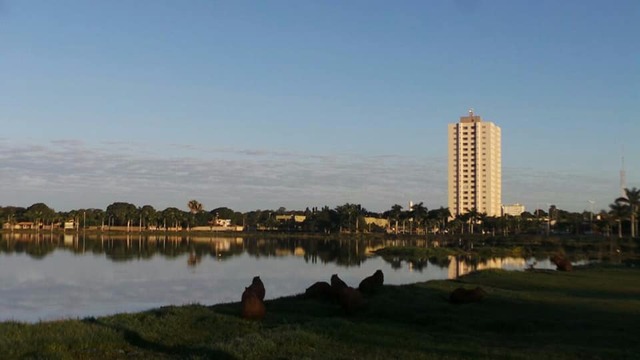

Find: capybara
358;270;384;294
241;287;265;320
550;255;573;272
331;274;348;289
449;286;487;304
305;281;333;300
248;276;266;300
330;274;348;299
338;286;365;315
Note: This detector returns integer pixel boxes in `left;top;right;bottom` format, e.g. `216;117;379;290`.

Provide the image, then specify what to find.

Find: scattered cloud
0;140;619;213
0;139;446;212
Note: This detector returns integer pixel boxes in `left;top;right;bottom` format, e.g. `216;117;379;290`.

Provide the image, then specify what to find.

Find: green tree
616;187;640;238
384;204;403;234
139;205;158;229
315;206;339;234
106;202;138;229
609;200;629;238
462;208;483;234
25;203;56;228
186;200;204;229
161;207;184;229
594;210;612;237
0;206;25;228
410;202;428;235
428;207;451;233
187;200;203;214
335;203;366;233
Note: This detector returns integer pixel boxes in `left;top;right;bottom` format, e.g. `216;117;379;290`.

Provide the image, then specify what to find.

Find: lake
1;232;565;323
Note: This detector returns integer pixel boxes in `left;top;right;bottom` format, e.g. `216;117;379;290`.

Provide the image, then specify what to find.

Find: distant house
64;220;77;230
15;222;36;230
213;219;232;227
275;214;306;223
364;217;389;229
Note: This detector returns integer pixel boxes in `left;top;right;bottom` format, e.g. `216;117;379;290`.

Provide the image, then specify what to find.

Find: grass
1;264;639;359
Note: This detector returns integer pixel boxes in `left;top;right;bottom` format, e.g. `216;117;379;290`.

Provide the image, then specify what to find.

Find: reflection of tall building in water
448;110;502;217
447;256;526;279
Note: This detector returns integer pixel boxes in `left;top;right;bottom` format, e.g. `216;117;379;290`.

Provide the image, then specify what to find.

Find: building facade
448;110;502;217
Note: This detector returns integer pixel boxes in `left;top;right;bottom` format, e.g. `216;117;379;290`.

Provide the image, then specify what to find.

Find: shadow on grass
83;317;237;359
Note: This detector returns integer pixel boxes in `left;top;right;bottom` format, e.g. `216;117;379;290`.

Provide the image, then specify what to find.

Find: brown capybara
241;287;265;320
338;286;365;315
330;274;348;299
247;276;266;300
449;286;487;304
358;270;384;294
550;255;573;272
305;281;333;300
331;274;348;289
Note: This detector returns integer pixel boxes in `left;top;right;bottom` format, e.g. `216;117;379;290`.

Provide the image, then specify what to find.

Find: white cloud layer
0;139;622;213
0;139;445;212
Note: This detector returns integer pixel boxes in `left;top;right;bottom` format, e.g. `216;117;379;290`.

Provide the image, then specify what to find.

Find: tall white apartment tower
448;110;502;217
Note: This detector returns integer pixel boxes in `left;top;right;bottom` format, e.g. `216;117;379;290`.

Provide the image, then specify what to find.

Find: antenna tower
620;146;627;198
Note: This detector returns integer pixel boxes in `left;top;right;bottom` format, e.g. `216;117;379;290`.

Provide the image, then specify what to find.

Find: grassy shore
1;264;639;359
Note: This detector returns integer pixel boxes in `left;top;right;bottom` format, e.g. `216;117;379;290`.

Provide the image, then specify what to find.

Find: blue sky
0;0;638;213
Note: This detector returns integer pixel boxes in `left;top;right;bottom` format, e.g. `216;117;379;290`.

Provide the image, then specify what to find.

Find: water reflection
1;233;423;268
0;232;626;323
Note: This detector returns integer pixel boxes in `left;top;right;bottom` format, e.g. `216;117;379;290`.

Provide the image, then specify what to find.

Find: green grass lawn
1;264;639;359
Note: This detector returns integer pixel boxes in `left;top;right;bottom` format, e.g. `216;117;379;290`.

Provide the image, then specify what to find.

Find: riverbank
0;264;638;359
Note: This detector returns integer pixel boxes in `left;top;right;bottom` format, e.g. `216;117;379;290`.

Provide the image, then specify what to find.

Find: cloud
0;140;446;212
502;166;618;212
0;139;620;213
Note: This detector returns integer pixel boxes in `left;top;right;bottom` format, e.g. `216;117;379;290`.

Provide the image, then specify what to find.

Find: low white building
214;219;232;227
64;220;77;230
502;203;525;217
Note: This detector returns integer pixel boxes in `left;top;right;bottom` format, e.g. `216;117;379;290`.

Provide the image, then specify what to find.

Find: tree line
1;187;638;237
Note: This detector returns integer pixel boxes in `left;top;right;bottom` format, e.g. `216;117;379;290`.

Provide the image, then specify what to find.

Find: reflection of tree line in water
0;234;426;267
1;233;635;268
378;236;637;271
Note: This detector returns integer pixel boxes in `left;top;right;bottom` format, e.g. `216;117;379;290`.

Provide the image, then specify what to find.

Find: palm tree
388;204;403;234
435;207;451;233
410;202;428;235
609;200;629;238
464;208;481;234
455;213;470;234
616;187;640;238
187;200;204;214
186;200;204;231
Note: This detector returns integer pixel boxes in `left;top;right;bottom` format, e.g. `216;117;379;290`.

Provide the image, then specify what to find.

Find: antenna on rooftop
620;145;627;198
468;108;474;117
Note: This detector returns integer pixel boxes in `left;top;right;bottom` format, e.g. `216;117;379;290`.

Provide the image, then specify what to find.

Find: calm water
0;232;560;323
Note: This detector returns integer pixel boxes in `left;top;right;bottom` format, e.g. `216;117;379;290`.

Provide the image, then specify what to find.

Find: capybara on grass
358;270;384;294
550;255;573;272
305;281;333;300
331;274;348;289
248;276;266;300
241;287;265;320
331;274;348;299
449;286;487;304
338;287;365;315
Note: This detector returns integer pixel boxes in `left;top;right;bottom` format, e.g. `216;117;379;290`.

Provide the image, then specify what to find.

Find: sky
0;0;638;214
